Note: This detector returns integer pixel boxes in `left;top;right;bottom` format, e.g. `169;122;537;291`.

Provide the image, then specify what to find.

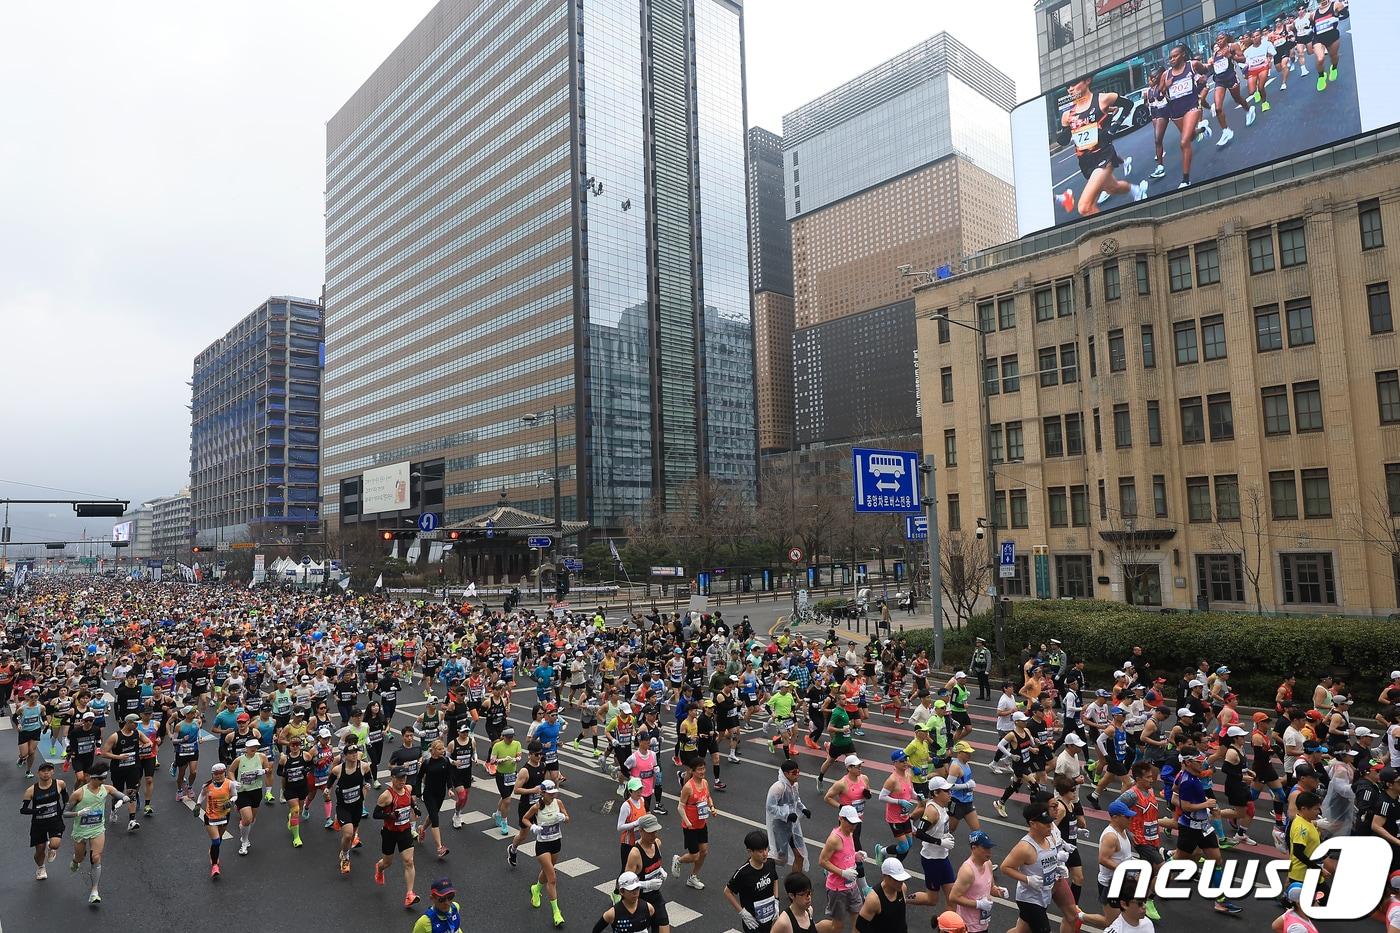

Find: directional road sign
905;515;928;541
999;541;1016;578
562;558;583;572
852;447;920;513
528;535;553;549
417;512;439;533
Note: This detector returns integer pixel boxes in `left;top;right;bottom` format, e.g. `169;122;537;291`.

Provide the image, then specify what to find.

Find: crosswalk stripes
588;879;704;926
553;857;599;877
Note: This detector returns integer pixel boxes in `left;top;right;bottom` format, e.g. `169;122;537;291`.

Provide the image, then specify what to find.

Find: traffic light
380;530;416;541
447;529;461;541
191;546;207;553
555;570;570;599
74;502;126;518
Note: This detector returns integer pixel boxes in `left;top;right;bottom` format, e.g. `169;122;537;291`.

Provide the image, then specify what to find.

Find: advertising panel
361;462;411;515
1013;0;1399;236
111;521;133;543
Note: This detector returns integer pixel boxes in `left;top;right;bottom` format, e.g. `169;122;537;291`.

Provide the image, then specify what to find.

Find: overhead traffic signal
380;530;416;541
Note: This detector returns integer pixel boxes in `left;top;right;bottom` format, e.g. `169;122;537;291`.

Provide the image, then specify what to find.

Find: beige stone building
915;144;1400;615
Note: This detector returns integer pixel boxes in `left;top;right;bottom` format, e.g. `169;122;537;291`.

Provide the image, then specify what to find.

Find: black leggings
423;794;444;829
807;710;826;743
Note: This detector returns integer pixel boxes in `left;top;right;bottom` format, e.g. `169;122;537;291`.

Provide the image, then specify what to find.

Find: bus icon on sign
868;454;906;489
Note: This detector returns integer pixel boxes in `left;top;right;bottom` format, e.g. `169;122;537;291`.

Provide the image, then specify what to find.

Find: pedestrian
766;759;810;875
725;829;782;932
411;878;462;933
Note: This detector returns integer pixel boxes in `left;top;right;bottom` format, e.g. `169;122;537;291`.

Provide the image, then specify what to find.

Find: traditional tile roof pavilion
448;504;587;540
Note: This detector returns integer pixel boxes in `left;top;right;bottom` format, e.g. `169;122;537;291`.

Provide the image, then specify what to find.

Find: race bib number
851;799;865;814
79;810;104;827
1144;821;1159;841
394;806;413;824
1315;15;1337;32
753;897;779;924
696;802;712;821
502;773;517;787
1213;58;1230;74
1169;76;1194;98
538;822;562;840
1071;125;1099;149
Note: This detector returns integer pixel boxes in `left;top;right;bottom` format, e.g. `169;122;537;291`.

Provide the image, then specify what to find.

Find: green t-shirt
829;707;854;752
768;692;796;720
490;739;522;775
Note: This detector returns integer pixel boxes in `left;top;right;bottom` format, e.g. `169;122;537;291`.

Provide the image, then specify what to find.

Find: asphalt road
1048;30;1360;222
0;674;1355;933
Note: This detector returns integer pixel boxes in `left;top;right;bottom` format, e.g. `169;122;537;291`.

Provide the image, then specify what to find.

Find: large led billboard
361;462;410;515
1013;0;1399;236
111;521;132;543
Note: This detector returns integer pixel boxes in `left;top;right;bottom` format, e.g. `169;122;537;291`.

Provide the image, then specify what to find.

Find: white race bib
1213;57;1230;74
1071;126;1099;149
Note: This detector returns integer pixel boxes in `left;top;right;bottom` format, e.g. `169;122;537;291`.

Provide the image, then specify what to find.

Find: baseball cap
1095;689;1111;699
82;711;95;720
968;830;996;849
124;714;139;723
1108;800;1134;818
626;777;643;791
1064;733;1086;747
838;804;862;823
1112;670;1125;678
620;702;633;715
844;754;863;768
1188;679;1205;689
954;671;967;680
617;871;643;891
237;712;251;723
1380;767;1399;784
1216;666;1231;675
952;741;974;755
1225;725;1248;737
212;763;227;772
881;857;911;881
890;749;908;763
430;878;456;898
244;738;260;748
1110;706;1125;716
1252;711;1270;722
1177;709;1196;718
638;814;663;833
1354;726;1374;738
37;761;55;771
541;780;558;793
927;777;953;793
1390;670;1400;680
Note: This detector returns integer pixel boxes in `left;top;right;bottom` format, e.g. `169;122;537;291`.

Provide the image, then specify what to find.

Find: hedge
897;600;1396;710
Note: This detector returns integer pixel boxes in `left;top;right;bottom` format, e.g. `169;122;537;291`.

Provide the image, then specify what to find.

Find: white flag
608;538;621;562
374;573;384;590
339;576;350;591
466;582;477;598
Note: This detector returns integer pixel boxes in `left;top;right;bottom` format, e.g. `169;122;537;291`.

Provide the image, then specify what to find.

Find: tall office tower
322;0;755;538
190;297;324;548
748;126;795;454
783;32;1018;449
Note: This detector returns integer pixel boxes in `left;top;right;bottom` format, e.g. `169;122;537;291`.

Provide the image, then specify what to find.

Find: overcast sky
0;1;1037;544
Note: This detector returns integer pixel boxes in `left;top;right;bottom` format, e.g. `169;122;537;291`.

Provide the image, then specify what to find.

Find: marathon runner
1057;72;1149;215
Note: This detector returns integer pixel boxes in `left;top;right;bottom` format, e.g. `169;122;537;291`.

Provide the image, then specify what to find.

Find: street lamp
919;299;1004;673
519;407;562;532
521;406;563;603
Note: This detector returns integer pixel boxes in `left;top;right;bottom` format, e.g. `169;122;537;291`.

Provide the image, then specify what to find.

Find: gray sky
0;1;1037;544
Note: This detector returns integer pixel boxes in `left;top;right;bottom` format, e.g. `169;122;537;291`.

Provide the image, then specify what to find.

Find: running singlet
1167;64;1196;98
884;774;914;824
72;786;109;839
1068;97;1108;153
384;785;414;832
203;780;233;822
683;780;711;826
234;754;265;793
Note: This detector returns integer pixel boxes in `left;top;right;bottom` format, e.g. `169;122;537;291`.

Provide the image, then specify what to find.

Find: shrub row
897;601;1396;710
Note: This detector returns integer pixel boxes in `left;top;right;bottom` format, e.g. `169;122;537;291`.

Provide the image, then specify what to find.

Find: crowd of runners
1058;0;1351;215
3;576;1400;933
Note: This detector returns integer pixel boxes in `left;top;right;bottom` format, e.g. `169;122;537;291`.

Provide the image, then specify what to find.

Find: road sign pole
924;455;943;670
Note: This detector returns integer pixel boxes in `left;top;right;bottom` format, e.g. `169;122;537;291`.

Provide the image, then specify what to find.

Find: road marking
453;809;493;825
554;857;599;877
668;903;703;927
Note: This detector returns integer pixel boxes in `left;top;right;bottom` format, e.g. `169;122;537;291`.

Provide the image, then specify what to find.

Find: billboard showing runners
1012;0;1400;236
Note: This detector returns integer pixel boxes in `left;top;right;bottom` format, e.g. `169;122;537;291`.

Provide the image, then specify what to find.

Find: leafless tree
1211;484;1269;614
1101;513;1159;607
940;531;989;630
1349;485;1400;596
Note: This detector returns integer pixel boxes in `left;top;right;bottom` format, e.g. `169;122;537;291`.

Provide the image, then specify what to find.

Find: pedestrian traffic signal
380;530;416;541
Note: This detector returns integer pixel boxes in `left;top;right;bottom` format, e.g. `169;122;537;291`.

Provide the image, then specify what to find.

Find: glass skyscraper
322;0;755;535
